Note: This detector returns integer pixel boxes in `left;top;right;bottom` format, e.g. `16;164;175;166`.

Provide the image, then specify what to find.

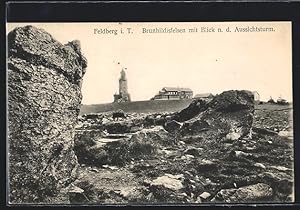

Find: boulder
150;174;184;191
278;130;293;139
183;146;202;157
254;163;266;169
234;150;252;158
178;90;254;140
199;192;211;200
8;25;87;203
112;109;127;120
197;159;218;172
114;186;145;201
212;183;273;202
137;126;174;146
258;172;293;195
104;121;133;134
163;120;183;133
104;117;145;134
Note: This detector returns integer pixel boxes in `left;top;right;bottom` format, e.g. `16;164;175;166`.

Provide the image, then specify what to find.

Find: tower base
113;93;131;103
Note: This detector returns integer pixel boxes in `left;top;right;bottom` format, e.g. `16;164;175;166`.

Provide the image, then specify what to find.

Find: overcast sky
7;22;292;104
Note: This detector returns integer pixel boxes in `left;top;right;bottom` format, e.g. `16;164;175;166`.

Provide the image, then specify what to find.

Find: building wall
119;78;128;95
153;90;193;100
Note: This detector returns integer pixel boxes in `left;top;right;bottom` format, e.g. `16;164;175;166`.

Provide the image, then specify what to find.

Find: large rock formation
172;90;254;140
8;25;87;203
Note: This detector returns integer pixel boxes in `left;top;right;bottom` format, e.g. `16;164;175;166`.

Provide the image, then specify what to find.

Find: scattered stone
119;187;135;198
150;174;184;191
235;150;251;158
102;165;118;170
163;120;183;133
245;146;256;151
68;185;85;194
195;196;202;203
224;143;233;149
184;146;201;156
181;154;195;160
199;192;211;199
226;132;242;141
185;171;194;177
197;159;217;172
254;163;266;169
161;149;174;155
179;192;188;197
143;179;152;186
270;166;290;171
102;118;110;124
90;168;99;173
278;130;293;139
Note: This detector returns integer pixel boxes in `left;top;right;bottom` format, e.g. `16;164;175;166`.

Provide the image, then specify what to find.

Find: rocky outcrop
212;183;273;202
174;98;211;122
175;90;254;140
8;25;87;203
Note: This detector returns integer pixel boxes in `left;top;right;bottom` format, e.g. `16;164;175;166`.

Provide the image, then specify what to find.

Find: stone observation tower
114;68;131;103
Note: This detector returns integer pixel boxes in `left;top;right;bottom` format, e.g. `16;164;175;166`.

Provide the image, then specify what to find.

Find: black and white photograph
6;22;294;205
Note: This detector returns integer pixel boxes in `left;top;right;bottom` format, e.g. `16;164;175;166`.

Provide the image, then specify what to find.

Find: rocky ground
71;92;294;204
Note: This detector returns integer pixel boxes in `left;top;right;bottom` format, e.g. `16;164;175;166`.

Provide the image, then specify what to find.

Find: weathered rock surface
212;183;273;202
164;120;183;133
72;99;293;204
258;172;293;195
150;174;184;191
104;121;134;134
177;90;254;140
8;25;87;203
174;98;211;122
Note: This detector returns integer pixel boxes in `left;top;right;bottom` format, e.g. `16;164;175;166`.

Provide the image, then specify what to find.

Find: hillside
80;99;193;115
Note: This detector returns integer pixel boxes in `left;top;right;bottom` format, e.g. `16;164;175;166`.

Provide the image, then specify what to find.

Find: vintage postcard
7;22;294;205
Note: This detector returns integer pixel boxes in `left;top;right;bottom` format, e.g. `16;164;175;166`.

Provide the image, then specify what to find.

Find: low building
151;87;193;100
193;93;214;99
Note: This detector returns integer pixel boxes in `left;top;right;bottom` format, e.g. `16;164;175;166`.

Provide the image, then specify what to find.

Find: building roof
162;87;193;92
194;93;213;98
